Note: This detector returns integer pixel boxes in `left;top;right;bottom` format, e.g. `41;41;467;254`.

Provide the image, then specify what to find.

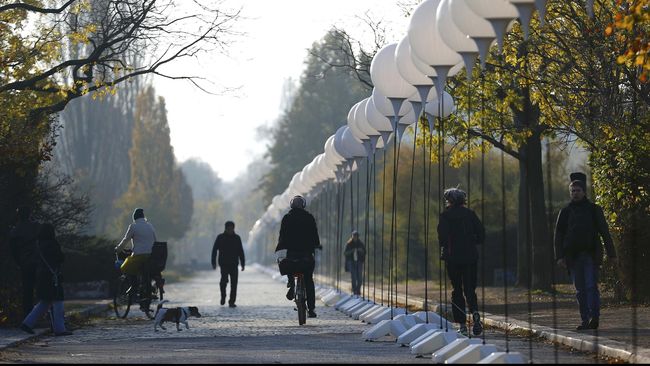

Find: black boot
576;320;590;330
587;317;599;330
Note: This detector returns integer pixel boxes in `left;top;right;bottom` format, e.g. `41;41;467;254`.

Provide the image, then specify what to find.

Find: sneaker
458;324;469;337
220;294;226;306
19;323;35;335
308;310;317;318
576;320;590;331
286;287;295;300
587;317;599;330
472;312;483;336
54;331;73;336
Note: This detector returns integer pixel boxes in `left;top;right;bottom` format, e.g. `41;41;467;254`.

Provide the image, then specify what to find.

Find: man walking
554;173;617;330
9;206;40;318
344;230;366;296
211;221;245;308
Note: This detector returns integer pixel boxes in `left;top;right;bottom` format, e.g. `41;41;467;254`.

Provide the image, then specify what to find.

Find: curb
0;301;111;351
253;263;647;363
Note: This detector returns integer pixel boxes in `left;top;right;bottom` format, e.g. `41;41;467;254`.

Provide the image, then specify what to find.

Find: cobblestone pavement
0;268;606;363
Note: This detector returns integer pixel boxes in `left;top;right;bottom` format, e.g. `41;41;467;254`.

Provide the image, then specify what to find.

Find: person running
20;223;72;336
438;188;485;337
275;195;321;318
211;221;245;308
115;208;157;309
344;230;366;296
554;173;617;330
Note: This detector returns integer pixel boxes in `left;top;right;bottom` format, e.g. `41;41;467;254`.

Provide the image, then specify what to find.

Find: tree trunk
516;145;530;287
526;132;553;290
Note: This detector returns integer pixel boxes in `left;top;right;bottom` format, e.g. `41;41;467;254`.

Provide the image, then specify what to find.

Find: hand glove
440;247;448;261
241;266;245;272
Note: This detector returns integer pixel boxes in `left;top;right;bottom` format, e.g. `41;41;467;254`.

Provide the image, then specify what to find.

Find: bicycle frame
294;272;307;325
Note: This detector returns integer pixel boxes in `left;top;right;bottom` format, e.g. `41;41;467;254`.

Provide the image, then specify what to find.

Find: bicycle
113;247;166;319
276;250;312;326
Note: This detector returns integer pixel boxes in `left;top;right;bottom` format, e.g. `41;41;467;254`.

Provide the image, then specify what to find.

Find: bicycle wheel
113;275;132;319
295;275;307;325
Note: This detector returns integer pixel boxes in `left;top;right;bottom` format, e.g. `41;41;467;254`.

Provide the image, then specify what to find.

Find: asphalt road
0;268;605;364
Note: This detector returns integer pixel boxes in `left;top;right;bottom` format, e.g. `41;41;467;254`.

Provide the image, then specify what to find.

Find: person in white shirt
115;208;157;303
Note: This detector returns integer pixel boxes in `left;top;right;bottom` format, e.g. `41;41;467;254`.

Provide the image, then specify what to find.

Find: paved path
0;268;603;363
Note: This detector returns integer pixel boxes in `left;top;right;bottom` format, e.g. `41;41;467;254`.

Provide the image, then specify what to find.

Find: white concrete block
333;294;353;309
362;319;408;340
367;307;406;324
446;344;498;364
340;297;363;312
432;338;483;363
359;305;386;322
322;291;344;306
411;328;444;347
352;303;377;319
477;352;526;364
396;323;441;345
410;330;462;355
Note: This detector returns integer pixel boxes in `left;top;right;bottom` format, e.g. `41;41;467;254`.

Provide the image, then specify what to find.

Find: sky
153;0;411;182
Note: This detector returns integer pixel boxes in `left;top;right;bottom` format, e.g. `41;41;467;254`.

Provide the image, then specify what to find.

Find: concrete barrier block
410;330;461;355
477;351;526;364
397;323;441;346
432;338;482;363
445;344;498;364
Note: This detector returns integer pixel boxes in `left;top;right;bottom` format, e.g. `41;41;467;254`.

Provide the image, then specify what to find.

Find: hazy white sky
154;0;410;182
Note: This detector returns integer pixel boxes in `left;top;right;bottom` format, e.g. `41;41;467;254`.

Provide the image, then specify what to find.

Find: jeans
569;252;600;322
23;301;66;333
446;262;479;324
220;265;239;305
350;261;364;295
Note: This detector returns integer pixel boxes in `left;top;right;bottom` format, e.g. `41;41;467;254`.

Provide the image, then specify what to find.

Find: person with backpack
438;188;485;337
554;173;617;330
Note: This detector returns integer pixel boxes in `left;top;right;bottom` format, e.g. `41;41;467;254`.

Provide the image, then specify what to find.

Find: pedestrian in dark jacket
211;221;245;308
275;195;321;318
344;231;366;296
8;206;40;318
438;188;485;337
554;176;616;330
20;223;72;336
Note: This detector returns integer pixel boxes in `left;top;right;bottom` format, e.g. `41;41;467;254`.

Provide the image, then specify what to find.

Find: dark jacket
211;233;245;268
554;198;616;265
8;220;40;268
35;238;65;302
437;205;485;264
275;208;321;257
344;239;366;263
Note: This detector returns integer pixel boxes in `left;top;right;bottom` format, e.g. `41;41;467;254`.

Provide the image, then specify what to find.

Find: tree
114;86;193;241
0;0;239;245
262;29;369;201
606;0;650;82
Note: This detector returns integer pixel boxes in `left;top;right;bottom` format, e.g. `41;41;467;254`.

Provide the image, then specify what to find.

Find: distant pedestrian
211;221;245;308
438;188;485;337
20;223;72;336
554;173;617;331
8;206;40;318
344;230;366;296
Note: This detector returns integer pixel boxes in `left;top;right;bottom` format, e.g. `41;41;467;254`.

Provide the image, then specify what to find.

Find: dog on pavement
154;300;202;331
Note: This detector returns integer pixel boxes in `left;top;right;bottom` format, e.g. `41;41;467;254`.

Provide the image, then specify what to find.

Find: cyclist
115;208;157;310
275;195;321;318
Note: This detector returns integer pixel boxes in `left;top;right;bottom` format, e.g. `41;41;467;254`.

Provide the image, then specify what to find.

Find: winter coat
554;198;616;266
211;232;245;268
344;239;366;272
35;238;65;302
8;220;40;268
275;208;321;257
437;205;485;264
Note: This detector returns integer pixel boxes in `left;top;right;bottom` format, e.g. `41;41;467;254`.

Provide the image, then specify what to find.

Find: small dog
154;300;202;331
